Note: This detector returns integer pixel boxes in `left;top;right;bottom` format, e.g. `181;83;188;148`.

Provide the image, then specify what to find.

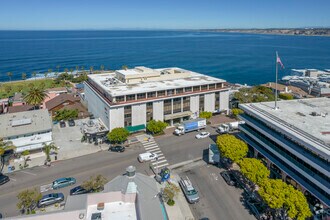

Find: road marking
151;156;165;161
142;142;156;147
148;149;162;153
145;145;159;150
21;170;37;176
10;178;17;181
152;159;167;165
40;183;53;193
150;152;163;156
154;163;169;169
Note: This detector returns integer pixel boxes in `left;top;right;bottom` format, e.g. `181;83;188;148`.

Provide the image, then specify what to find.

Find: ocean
0;30;329;85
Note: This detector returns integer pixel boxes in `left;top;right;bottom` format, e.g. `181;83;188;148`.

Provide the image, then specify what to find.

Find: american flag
277;54;285;69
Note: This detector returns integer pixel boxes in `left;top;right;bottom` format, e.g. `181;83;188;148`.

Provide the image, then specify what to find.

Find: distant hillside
202;28;330;36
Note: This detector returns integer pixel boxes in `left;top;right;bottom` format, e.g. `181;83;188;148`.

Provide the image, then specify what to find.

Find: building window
157;90;165;97
116;96;124;102
209;84;215;89
183;97;190;111
147;92;156;98
216;83;223;88
185;87;192;93
124;106;132;127
167;89;175;96
201;85;208;91
137;93;146;100
176;88;183;94
193;86;200;92
173;98;181;114
146;102;153;122
199;94;204;111
126;94;136;101
124;113;131;118
215;92;220;110
164;99;172;115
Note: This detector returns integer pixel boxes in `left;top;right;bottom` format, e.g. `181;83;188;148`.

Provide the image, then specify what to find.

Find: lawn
0;79;69;99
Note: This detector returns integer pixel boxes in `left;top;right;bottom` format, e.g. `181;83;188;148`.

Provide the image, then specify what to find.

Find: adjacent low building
0;109;52;153
238;98;330;207
84;66;229;131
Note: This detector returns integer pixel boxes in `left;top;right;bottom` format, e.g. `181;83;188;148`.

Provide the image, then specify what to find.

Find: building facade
84;66;229;131
238;98;330;207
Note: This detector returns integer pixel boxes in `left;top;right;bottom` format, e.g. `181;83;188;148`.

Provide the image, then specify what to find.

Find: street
176;162;256;220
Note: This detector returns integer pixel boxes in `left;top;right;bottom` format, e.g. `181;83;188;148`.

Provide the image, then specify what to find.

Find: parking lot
176;162;256;220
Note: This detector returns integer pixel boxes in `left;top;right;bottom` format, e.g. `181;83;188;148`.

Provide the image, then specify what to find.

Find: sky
0;0;329;30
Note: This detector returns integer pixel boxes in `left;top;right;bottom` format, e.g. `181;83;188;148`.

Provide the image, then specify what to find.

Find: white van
138;152;158;162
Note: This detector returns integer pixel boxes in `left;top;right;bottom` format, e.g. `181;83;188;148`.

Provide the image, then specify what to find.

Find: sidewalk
156;172;195;220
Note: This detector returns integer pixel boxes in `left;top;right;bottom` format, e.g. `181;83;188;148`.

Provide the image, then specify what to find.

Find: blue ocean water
0;30;329;85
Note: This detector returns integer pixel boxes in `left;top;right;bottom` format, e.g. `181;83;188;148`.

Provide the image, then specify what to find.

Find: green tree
7;72;12;82
32;71;37;80
279;93;294;100
216;134;248;163
81;174;108;192
22;72;27;80
89;66;94;73
259;179;312;220
21;150;30;168
54;109;79;121
231;108;244;118
24;87;48;108
122;65;128;70
0;138;16;171
146;120;167;135
64;68;69;74
238;158;270;185
100;65;105;72
199;111;212;120
43;143;58;162
162;182;180;206
107;127;130;144
234;86;275;103
17;188;42;214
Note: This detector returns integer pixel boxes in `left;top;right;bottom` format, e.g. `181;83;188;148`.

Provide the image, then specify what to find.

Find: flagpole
275;51;278;110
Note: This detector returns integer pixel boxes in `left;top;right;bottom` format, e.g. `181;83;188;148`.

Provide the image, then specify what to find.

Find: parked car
179;176;199;204
221;171;237;186
138;152;158;162
68;119;75;127
59;120;66;128
70;185;91;196
0;173;9;185
195;131;210;139
52;177;76;189
109;145;125;153
37;193;64;208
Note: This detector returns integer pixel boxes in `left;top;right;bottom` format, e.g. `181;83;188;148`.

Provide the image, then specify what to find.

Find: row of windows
113;83;224;103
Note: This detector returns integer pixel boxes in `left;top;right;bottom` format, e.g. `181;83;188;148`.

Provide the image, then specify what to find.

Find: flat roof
0;109;52;138
88;67;225;96
239;98;330;159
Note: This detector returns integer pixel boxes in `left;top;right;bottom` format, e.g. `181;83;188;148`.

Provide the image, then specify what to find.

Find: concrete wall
153;100;164;121
132;103;146;126
84;83;110;128
219;90;229;113
109;107;124;130
204;93;215;112
190;95;199;115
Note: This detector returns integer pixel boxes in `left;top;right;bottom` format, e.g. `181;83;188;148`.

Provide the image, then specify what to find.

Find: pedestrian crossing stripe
152;159;167;165
154;163;169;169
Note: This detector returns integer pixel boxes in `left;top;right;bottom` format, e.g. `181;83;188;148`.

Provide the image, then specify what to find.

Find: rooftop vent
311;111;321;116
126;166;136;178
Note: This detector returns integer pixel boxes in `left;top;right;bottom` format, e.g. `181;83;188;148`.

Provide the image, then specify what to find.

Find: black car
0;173;9;185
68;119;75;127
59;120;66;128
109;145;125;152
220;171;237;186
70;185;91;195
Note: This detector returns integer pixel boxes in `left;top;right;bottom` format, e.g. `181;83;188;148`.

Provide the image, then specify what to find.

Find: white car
195;132;210;139
138;152;158;162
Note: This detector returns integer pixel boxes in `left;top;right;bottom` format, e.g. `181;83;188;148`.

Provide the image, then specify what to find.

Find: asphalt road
176;163;256;220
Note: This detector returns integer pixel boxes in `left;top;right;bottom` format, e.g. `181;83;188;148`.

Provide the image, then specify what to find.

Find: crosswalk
136;135;169;170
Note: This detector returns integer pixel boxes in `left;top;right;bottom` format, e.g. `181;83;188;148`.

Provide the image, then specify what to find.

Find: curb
168;157;203;170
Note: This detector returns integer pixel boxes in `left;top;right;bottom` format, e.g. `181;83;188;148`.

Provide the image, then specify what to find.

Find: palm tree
89;66;94;74
122;65;128;70
0;138;16;171
43;143;58;162
32;71;37;80
64;68;69;74
7;72;12;82
100;65;105;72
56;65;60;74
22;72;27;80
23;87;48;109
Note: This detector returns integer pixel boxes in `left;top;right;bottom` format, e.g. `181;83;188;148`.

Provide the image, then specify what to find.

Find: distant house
262;82;313;99
8;104;35;113
9;92;26;106
0;109;52;153
45;94;88;118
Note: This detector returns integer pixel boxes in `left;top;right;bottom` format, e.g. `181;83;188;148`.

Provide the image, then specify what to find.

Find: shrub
167;199;175;206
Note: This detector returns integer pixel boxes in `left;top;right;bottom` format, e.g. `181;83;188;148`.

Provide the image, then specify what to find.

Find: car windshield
187;189;197;195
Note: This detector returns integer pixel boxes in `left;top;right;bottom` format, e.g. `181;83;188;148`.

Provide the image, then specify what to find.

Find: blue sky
0;0;329;30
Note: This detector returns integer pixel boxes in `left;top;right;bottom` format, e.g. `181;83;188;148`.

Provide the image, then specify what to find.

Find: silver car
179;176;200;204
37;193;64;208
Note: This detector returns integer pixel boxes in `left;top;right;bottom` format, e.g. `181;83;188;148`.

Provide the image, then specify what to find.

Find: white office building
84;66;229;131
